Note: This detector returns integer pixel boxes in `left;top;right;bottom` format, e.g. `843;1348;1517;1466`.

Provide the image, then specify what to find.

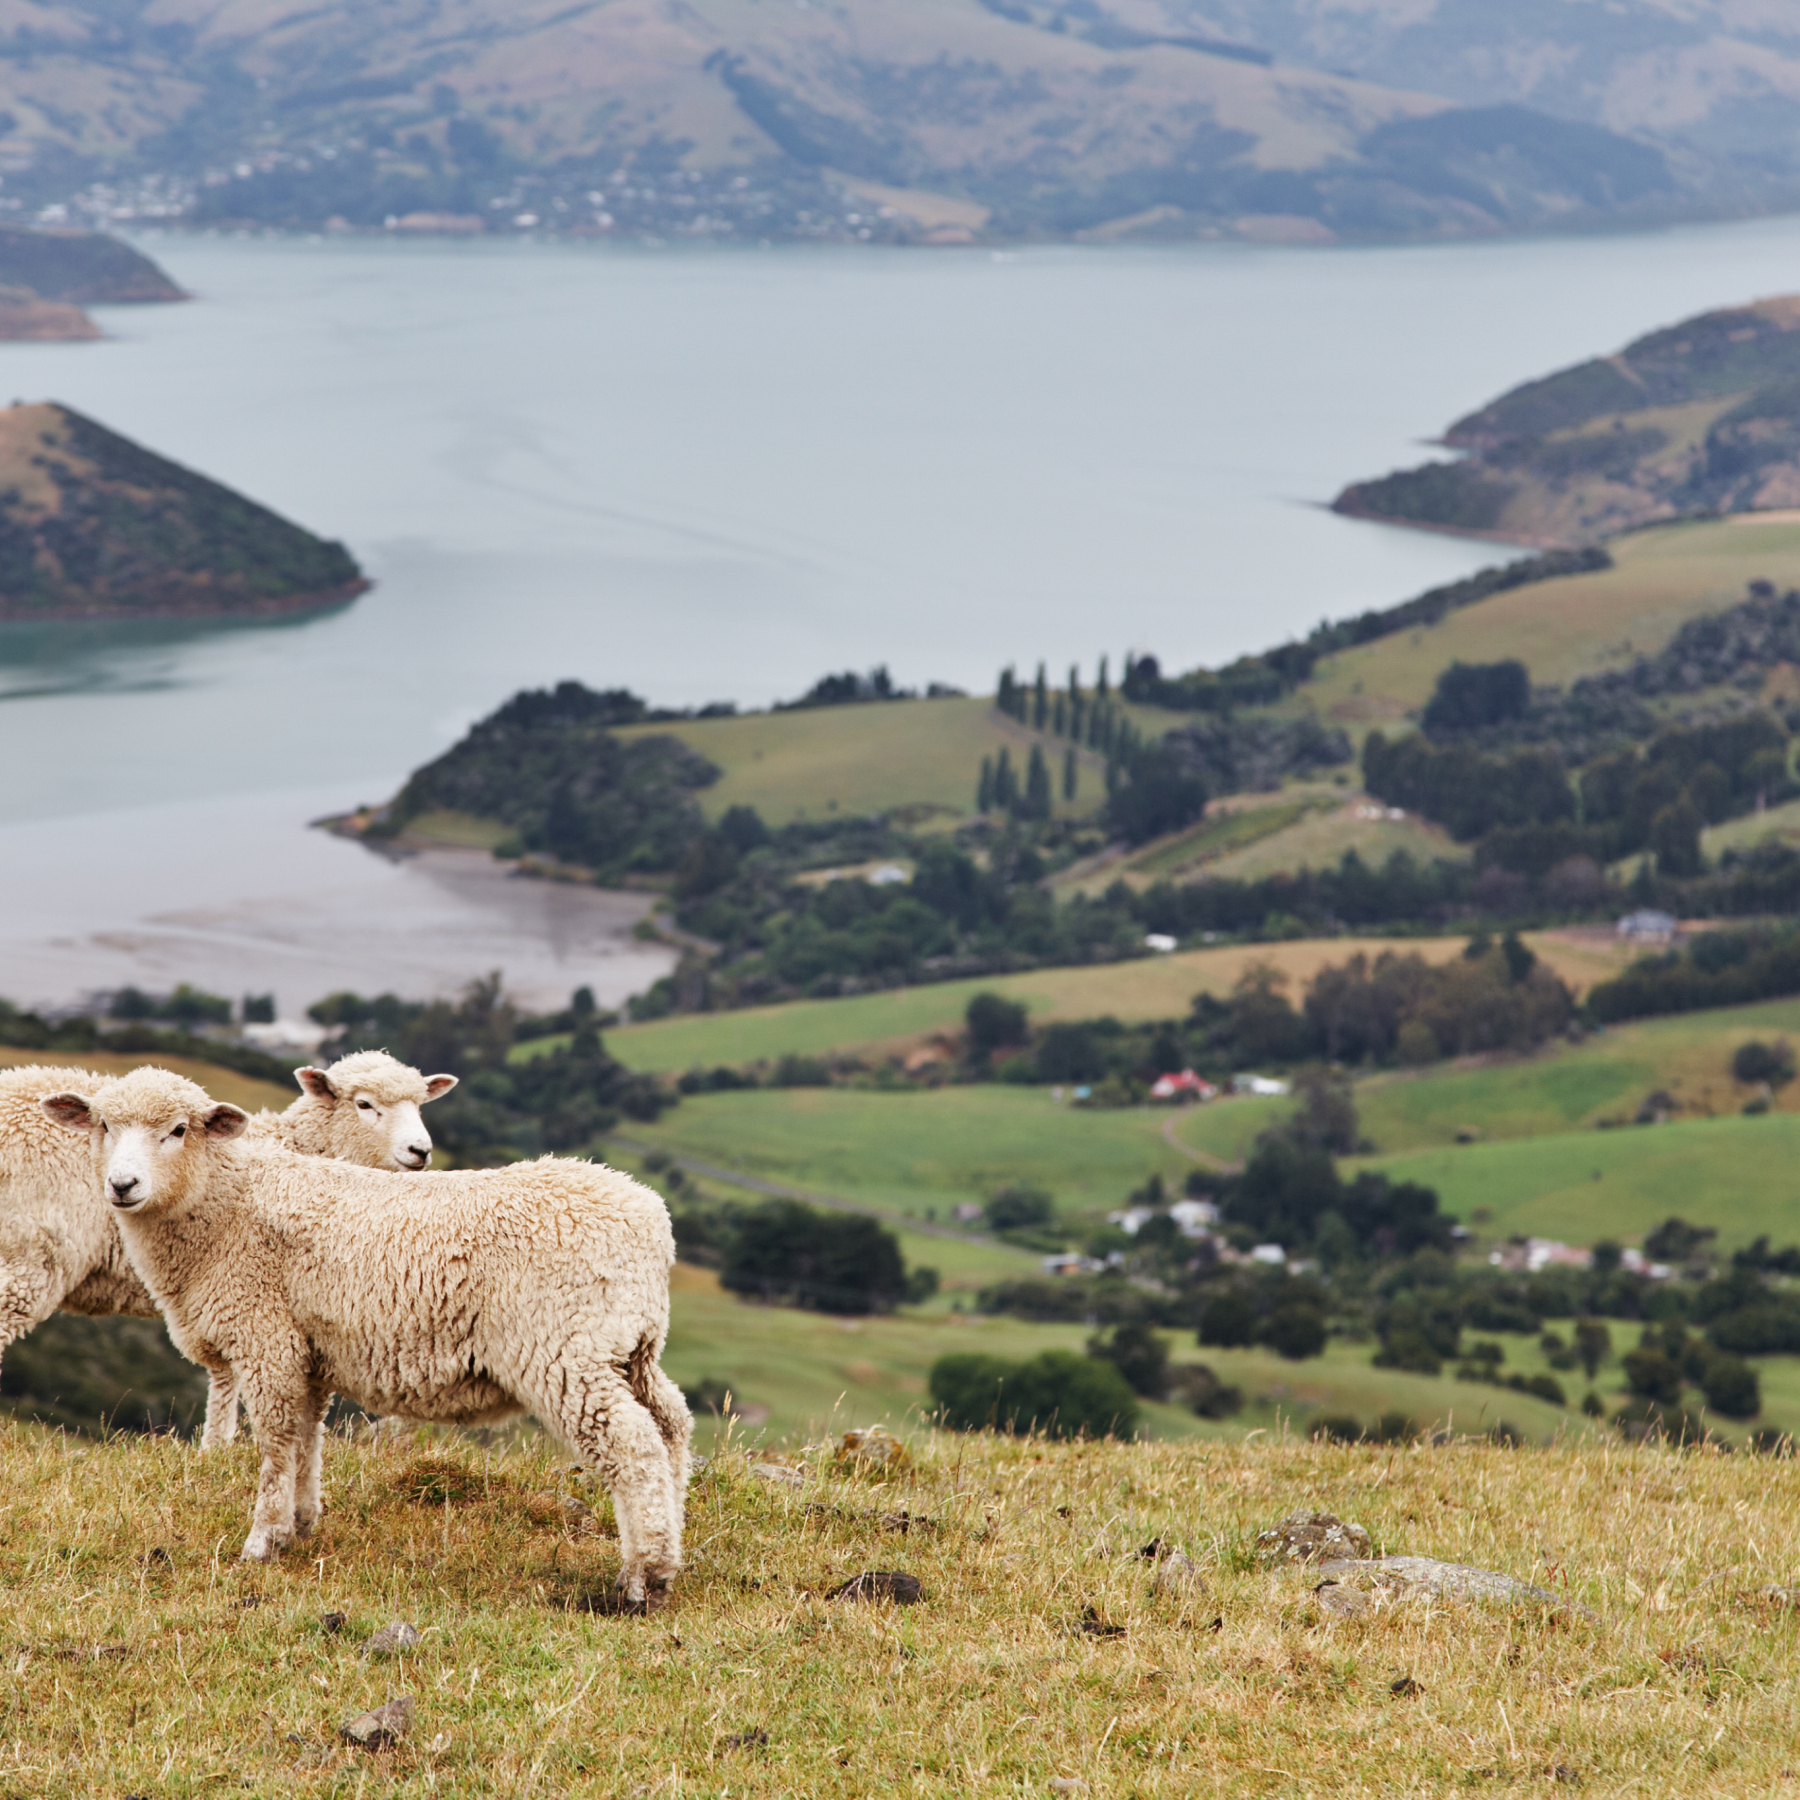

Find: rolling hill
1335;296;1800;546
0;402;367;620
0;0;1772;242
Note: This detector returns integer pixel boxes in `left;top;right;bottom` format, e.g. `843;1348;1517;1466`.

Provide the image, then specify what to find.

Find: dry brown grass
5;1422;1798;1794
0;1047;293;1115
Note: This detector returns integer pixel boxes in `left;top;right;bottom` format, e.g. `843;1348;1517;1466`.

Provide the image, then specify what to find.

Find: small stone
1072;1606;1126;1639
1316;1555;1595;1620
1389;1674;1424;1698
365;1620;423;1656
723;1728;769;1752
1141;1540;1208;1598
836;1426;911;1472
1255;1510;1372;1566
340;1695;414;1749
320;1613;346;1634
828;1570;924;1605
749;1459;806;1489
1314;1580;1373;1620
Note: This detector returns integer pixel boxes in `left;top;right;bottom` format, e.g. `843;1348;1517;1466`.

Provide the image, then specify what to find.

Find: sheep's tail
627;1331;694;1490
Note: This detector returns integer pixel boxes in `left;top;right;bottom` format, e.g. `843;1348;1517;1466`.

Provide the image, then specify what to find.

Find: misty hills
0;0;1793;241
1335;295;1800;546
0;404;365;620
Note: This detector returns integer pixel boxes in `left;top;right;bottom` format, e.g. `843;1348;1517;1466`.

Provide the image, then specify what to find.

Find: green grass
1201;802;1465;880
14;1422;1800;1795
611;694;1181;828
1296;513;1800;741
665;1271;1637;1452
586;930;1620;1074
1353;1109;1800;1250
624;1086;1193;1223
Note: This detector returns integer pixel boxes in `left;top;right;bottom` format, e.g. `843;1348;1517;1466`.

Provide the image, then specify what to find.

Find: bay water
6;219;1800;1009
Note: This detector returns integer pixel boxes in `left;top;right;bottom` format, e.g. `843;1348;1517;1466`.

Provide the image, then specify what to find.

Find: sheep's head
292;1050;456;1171
40;1067;247;1213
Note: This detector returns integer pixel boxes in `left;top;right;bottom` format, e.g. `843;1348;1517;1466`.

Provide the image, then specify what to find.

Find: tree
977;756;994;813
1085;1321;1171;1398
1700;1350;1760;1419
1733;1038;1795;1087
1421;659;1530;735
985;1184;1053;1232
1032;663;1049;729
716;804;770;852
1198;1290;1257;1348
1105;741;1207;845
1263;1303;1328;1360
993;748;1017;810
1649;796;1704;877
1063;745;1078;803
722;1200;908;1315
1573;1317;1611;1380
929;1350;1139;1438
966;991;1029;1057
1023;744;1053;820
1096;654;1109;700
997;666;1019;718
1622;1343;1682;1405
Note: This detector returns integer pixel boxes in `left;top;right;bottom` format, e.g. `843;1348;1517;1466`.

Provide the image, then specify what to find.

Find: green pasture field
584;929;1623;1074
609;693;1181;828
12;1427;1800;1796
1702;793;1800;859
1200;800;1465;880
1351;1109;1800;1252
1296;513;1800;738
623;1084;1191;1223
664;1268;1646;1452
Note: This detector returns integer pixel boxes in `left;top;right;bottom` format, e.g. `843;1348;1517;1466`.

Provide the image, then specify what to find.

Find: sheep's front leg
237;1348;311;1562
199;1367;240;1450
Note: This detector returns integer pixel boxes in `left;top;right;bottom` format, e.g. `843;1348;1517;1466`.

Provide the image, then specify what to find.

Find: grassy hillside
627;1086;1191;1224
594;930;1627;1074
1334;296;1800;544
7;1424;1800;1794
0;403;365;621
1295;513;1800;738
0;225;183;303
0;1045;294;1115
665;1265;1636;1449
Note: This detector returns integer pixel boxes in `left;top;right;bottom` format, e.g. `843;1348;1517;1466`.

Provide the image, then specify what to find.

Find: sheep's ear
203;1104;249;1140
423;1073;458;1102
40;1093;95;1131
294;1067;336;1101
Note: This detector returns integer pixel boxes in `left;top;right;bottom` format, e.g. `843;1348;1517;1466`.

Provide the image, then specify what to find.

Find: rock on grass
1255;1510;1372;1565
340;1695;414;1749
828;1571;923;1605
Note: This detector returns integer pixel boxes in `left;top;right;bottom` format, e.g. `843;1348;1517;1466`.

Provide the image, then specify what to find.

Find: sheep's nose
403;1144;430;1167
110;1175;138;1199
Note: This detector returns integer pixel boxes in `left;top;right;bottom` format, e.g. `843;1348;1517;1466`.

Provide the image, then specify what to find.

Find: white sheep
44;1067;692;1610
0;1050;455;1445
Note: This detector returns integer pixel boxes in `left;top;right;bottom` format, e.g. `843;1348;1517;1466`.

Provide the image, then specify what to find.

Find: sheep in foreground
44;1068;691;1609
0;1050;454;1445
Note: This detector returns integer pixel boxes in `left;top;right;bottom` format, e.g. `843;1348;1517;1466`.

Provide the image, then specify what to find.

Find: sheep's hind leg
635;1358;695;1512
547;1365;681;1611
293;1376;331;1539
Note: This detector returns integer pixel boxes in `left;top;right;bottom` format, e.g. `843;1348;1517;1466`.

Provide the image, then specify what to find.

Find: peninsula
0;402;367;621
1335;295;1800;546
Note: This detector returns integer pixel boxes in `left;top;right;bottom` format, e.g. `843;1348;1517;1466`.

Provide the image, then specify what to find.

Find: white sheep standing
0;1050;456;1444
44;1067;692;1610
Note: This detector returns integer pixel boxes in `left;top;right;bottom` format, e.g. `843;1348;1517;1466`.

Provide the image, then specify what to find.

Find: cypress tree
1096;655;1109;701
997;666;1017;717
977;756;994;813
1070;690;1085;742
1062;745;1078;802
994;747;1016;811
1052;693;1067;737
1025;744;1052;820
1032;662;1048;730
1067;664;1080;705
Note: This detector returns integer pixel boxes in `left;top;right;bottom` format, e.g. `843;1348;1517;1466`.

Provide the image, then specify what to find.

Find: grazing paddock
1;1425;1795;1794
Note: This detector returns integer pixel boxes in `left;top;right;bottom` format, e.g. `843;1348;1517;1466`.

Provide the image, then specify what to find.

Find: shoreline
0;576;371;626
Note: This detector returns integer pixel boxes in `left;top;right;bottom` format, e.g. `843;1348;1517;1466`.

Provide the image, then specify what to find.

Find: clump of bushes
929;1350;1139;1440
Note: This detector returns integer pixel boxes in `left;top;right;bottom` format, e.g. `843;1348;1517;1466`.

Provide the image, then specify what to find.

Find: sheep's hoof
240;1531;287;1563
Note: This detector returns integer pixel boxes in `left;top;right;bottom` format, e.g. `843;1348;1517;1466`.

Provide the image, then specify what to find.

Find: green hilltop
0;401;365;620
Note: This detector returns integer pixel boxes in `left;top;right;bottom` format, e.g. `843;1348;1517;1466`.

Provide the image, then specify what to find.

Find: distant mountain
0;0;1763;242
1334;296;1800;545
0;404;366;620
0;225;183;304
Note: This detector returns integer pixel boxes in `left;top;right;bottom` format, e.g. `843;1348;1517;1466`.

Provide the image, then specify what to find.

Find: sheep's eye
170;1125;186;1139
357;1099;375;1111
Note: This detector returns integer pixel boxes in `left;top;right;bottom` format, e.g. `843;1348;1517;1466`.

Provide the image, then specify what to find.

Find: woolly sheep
44;1068;692;1609
0;1050;454;1445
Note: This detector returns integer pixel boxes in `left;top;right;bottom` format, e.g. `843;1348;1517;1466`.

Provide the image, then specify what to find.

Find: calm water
8;220;1800;1007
